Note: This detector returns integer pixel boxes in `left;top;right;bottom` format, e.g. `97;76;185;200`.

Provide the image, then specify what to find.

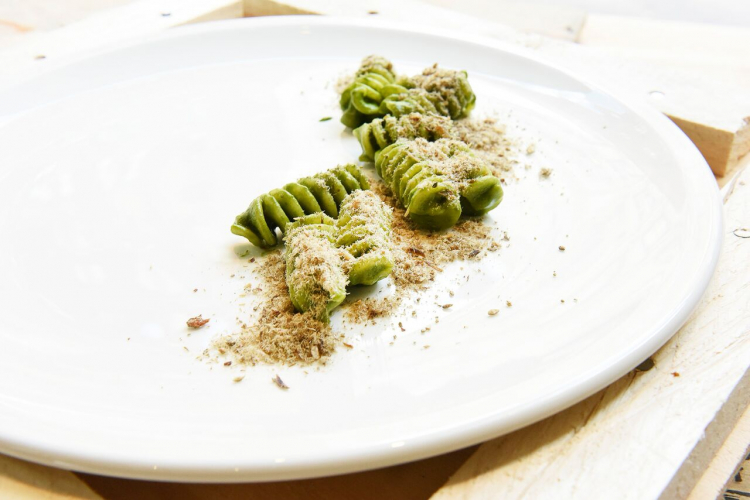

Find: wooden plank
0;455;101;499
419;0;586;41
0;1;133;50
77;446;477;500
578;14;750;178
723;452;750;500
688;403;750;500
578;14;750;70
432;161;750;500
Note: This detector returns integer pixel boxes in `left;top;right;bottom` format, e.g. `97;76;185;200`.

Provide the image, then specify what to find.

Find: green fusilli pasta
353;113;456;162
409;65;476;119
340;56;477;128
231;164;370;248
283;192;394;321
336;190;394;286
375;138;503;229
284;213;348;322
339;56;408;129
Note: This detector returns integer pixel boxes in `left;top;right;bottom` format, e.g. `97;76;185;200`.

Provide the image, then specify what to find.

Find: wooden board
77;447;476;500
688;403;750;500
0;455;100;500
0;0;132;50
419;0;586;41
578;14;750;179
432;160;750;500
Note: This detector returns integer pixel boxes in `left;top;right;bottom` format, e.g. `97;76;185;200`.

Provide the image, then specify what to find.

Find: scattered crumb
540;167;553;178
343;343;353;349
224;361;232;366
672;372;680;377
272;374;289;390
233;375;245;383
635;357;655;372
187;315;210;329
319;116;332;122
442;304;453;309
506;301;512;307
559;245;566;251
526;143;536;154
488;309;499;316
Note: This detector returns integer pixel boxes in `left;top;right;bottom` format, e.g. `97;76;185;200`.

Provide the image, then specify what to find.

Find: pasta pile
229;55;503;321
343;56;503;230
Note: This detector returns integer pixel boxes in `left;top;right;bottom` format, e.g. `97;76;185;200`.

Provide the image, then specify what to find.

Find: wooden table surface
0;1;748;498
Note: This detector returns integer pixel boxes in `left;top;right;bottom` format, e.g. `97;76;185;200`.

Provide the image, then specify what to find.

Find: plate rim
0;15;723;482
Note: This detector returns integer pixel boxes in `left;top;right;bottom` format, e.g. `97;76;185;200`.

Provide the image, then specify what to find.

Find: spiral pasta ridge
336;190;394;286
409;65;476;120
284;213;349;322
283;192;395;321
231;164;370;248
353;113;456;162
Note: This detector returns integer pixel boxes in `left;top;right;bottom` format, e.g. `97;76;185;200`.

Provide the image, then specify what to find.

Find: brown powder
343;182;501;323
214;251;338;366
454;117;517;177
410;65;466;107
344;294;403;324
393;113;456;142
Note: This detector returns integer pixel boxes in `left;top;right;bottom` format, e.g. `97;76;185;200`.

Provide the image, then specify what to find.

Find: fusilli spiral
353;113;456;161
284;213;348;322
231;164;369;247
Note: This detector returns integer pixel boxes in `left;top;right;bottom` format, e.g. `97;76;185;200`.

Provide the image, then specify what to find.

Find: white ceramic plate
0;17;721;481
